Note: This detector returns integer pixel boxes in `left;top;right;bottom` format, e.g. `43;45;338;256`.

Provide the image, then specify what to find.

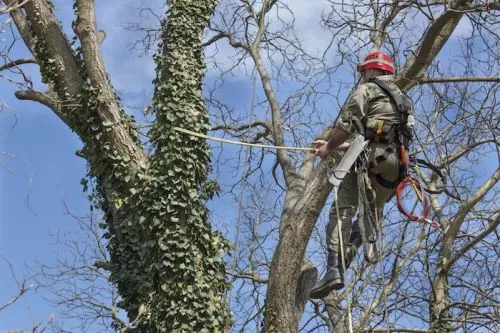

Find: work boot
310;251;344;299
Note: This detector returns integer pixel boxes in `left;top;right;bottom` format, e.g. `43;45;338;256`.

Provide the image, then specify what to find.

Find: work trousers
326;143;400;253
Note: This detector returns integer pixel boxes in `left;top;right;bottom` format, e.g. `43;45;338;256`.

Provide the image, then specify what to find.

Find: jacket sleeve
334;83;371;133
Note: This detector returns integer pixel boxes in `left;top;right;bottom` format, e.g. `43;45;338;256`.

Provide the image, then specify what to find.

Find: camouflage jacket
335;75;402;139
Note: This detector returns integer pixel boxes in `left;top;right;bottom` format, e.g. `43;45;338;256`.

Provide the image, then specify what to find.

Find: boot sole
309;279;344;299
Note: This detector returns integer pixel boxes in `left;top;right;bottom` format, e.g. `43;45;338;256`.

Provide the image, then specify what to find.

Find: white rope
334;186;354;333
376;206;390;332
173;126;315;152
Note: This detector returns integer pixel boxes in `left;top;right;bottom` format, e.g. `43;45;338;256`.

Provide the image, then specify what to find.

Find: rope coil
396;176;430;222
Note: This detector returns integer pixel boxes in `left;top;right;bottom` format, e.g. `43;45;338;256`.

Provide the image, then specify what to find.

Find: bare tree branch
0;58;37;72
0;254;36;312
0;282;29;312
370;2;407;50
438;169;500;275
230;272;269;284
0;0;30;15
211;120;272;134
14;89;69;125
440;138;499;168
418;76;500;84
397;0;472;91
448;213;500;268
205;29;248;49
94;260;117;273
451;168;500;229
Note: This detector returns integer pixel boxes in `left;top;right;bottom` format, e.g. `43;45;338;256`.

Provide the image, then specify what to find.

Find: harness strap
374;119;384;143
368;78;414;148
374;174;399;189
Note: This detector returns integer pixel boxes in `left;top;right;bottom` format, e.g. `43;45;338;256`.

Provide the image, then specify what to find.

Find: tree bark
8;0;148;197
265;161;332;331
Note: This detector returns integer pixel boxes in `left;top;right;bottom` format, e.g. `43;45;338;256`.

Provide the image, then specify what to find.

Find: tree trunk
8;0;229;330
265;161;332;332
116;0;230;330
429;271;452;333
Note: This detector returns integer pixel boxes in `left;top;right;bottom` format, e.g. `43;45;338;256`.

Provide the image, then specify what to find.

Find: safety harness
367;79;435;227
360;79;416;262
366;77;415;188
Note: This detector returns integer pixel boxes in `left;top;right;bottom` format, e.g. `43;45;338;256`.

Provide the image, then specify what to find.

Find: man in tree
310;51;414;299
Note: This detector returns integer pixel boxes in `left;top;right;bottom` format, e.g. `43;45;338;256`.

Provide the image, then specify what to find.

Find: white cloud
205;0;333;80
279;0;333;53
95;1;162;96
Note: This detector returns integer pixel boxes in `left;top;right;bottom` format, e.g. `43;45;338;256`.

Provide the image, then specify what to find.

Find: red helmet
357;51;395;74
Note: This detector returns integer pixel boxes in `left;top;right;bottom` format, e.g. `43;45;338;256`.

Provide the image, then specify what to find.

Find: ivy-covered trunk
109;0;230;331
7;0;228;331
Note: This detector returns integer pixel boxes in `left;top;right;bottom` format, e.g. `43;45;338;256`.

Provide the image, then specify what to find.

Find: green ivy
31;1;229;331
106;1;230;331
